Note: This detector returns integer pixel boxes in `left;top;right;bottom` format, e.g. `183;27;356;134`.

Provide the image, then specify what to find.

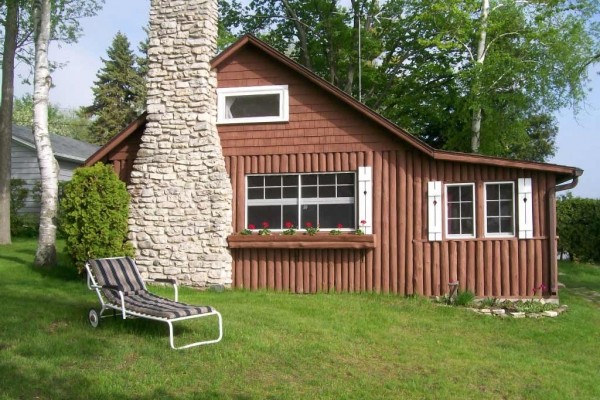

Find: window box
227;234;376;249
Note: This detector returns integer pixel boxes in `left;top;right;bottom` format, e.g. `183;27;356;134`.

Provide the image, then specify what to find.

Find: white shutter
428;181;443;241
518;178;533;239
358;166;372;234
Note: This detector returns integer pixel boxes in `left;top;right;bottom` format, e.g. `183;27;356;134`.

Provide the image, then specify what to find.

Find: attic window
217;85;289;124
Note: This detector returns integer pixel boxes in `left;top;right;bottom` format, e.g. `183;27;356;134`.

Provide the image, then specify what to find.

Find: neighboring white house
11;125;99;213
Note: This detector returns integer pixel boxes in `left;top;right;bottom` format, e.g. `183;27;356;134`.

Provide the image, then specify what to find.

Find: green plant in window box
258;222;271;236
240;224;255;235
304;222;319;236
282;221;296;235
329;224;343;235
355;220;367;235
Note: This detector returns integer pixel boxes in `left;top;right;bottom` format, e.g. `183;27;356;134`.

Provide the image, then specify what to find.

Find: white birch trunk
32;0;58;268
471;0;489;153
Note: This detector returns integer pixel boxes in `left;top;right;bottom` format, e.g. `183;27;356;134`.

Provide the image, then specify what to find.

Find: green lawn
1;239;600;399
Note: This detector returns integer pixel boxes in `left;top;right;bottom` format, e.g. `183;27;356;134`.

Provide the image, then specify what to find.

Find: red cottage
86;35;581;299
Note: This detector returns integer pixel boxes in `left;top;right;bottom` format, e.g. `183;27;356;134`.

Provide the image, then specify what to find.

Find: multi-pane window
445;184;475;237
246;173;355;230
217;85;289;124
485;182;515;236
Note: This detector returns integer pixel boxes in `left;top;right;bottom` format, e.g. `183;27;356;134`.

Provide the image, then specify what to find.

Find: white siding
11;140;81;214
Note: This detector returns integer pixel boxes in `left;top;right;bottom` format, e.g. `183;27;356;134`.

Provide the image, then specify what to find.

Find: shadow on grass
0;240;82;282
0;362;94;400
0;361;248;399
0;254;31;266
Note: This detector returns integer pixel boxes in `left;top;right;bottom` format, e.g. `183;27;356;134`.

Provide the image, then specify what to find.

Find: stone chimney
128;0;233;287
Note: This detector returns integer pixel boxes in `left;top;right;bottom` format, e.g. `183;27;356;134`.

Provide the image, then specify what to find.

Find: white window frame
444;183;476;239
484;181;516;238
245;172;356;232
217;85;289;124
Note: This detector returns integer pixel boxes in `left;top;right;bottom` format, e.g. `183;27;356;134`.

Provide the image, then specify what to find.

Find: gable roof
12;124;99;163
84;112;147;167
87;34;582;183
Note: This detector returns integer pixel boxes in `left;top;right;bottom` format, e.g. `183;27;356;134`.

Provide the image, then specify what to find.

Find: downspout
548;172;581;297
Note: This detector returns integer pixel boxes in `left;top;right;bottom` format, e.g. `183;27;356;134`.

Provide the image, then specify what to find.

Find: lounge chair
85;256;223;349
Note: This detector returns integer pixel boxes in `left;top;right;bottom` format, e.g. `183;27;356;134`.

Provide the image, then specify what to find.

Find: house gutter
548;171;582;297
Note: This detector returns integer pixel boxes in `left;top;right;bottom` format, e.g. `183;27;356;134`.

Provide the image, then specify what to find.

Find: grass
1;240;600;399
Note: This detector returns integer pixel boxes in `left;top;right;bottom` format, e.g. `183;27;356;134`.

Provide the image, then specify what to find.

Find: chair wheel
88;308;100;328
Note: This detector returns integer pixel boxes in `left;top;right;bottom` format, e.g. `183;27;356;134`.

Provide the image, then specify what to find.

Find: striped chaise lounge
85;257;223;349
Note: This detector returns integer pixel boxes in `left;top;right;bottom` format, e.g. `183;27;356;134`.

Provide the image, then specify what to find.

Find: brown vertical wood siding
225;148;555;297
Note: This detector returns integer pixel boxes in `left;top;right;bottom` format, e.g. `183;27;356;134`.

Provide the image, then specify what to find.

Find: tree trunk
0;0;19;245
32;0;58;268
345;0;360;95
471;0;489;153
282;0;311;69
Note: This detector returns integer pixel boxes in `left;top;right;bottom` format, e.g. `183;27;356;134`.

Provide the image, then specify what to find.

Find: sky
11;0;600;198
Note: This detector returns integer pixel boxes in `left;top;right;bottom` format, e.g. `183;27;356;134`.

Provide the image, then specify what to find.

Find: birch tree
32;0;58;268
372;0;600;158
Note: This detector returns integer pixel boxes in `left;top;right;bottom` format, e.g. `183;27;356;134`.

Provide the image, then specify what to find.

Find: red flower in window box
240;224;255;235
258;222;271;236
304;221;319;236
330;223;343;236
355;220;367;235
283;221;296;235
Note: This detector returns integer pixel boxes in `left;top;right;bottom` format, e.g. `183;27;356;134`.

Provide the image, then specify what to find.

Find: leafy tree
83;31;144;145
13;94;91;141
369;0;599;159
220;0;382;95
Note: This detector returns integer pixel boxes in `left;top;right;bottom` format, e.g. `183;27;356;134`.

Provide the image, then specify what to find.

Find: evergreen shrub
557;194;600;263
59;163;134;272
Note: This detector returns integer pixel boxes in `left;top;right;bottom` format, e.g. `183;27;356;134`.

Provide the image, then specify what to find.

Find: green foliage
83;32;144;145
134;26;149;112
557;193;600;263
509;300;558;314
9;179;39;237
478;297;498;308
59;163;134;272
454;290;476;307
12;94;91;141
10;179;28;216
0;0;104;72
438;289;476;306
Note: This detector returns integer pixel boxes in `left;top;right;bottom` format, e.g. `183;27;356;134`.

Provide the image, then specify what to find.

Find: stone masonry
128;0;233;287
